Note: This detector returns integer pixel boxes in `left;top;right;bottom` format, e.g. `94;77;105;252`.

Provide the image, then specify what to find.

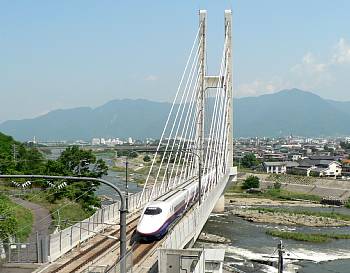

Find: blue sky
1;1;350;122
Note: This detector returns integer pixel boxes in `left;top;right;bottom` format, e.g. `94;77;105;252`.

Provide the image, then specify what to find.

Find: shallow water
196;206;350;273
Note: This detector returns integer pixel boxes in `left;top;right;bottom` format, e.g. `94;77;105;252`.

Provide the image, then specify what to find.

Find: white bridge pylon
137;10;233;208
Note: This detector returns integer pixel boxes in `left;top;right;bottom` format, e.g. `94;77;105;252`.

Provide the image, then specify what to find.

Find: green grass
25;191;93;231
225;185;245;194
93;150;115;157
50;203;91;229
13;204;33;242
345;200;350;209
266;229;350;243
251;207;350;221
110;166;126;172
262;189;321;202
225;186;321;202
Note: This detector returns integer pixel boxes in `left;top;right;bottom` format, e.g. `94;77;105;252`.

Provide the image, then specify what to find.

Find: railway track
47;215;140;273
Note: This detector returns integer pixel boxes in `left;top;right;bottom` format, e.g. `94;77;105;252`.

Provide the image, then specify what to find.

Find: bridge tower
197;10;233;212
225;10;233;170
197;10;233;177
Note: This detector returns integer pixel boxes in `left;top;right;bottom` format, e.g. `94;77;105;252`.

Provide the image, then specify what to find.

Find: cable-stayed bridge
0;9;237;273
127;9;237;273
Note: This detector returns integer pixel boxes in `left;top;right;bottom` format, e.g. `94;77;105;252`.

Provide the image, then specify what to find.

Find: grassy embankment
25;192;91;230
225;185;321;202
266;229;350;243
0;194;33;242
251;207;350;222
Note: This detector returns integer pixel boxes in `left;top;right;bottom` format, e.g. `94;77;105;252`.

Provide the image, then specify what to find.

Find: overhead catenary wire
2;186;95;243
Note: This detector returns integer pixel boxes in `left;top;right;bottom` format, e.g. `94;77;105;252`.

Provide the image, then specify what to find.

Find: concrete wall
162;167;237;250
260;181;350;200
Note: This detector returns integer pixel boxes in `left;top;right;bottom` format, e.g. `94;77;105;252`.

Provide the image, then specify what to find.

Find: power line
2;187;95;243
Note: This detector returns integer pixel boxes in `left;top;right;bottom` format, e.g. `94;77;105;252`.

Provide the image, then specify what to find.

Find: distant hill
235;89;350;137
326;99;350;116
1;89;350;140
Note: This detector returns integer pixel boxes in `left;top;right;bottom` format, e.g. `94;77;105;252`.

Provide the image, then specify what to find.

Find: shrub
274;181;282;190
242;175;260;189
143;155;151;162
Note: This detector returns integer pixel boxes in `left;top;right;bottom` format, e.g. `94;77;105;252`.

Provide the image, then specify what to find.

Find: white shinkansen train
136;171;214;241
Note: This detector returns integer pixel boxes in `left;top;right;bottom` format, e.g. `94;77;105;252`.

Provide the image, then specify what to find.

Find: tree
0;194;18;242
241;153;259;168
340;141;350;150
0;132;45;175
242;175;260;189
46;146;108;212
116;150;138;158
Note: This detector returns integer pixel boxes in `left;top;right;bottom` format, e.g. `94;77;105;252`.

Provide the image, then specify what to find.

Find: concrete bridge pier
212;194;225;213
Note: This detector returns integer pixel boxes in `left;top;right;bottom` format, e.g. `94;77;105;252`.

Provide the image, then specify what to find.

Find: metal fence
47;185;158;263
5;242;38;263
3;233;48;263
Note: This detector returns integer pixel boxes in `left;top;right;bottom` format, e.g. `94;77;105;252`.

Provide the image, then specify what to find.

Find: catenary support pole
125;158;129;212
278;240;284;273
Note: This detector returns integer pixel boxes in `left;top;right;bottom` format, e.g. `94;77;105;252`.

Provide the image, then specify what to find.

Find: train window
145;207;162;215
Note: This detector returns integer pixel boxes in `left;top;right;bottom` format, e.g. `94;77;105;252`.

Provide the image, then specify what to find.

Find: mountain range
1;89;350;141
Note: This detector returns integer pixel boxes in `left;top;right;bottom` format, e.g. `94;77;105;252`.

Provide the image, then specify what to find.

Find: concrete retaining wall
261;181;350;200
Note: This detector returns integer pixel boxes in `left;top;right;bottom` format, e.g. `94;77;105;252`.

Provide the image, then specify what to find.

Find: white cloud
291;52;327;75
145;75;158;81
331;38;350;64
237;38;350;97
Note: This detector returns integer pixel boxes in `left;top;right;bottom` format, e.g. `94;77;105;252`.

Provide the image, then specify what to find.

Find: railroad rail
42;214;140;273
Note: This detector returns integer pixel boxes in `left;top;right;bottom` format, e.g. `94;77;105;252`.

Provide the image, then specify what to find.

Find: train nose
137;216;163;235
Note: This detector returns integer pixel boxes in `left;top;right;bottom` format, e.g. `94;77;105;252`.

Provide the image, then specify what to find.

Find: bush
274;181;282;190
143;155;151;162
242;175;260;189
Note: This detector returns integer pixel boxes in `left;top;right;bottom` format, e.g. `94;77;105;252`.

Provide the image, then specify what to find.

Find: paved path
0;198;52;271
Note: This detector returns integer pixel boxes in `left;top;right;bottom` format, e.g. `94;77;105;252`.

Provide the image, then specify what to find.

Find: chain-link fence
4;242;38;263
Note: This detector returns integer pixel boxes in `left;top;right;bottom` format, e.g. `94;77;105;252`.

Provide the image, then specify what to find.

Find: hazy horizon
1;88;348;123
1;1;350;122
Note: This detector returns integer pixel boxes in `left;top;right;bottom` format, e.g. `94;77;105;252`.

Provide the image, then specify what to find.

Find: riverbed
196;204;350;273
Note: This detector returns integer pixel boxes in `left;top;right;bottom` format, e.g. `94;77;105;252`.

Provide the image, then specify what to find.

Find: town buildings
235;136;350;178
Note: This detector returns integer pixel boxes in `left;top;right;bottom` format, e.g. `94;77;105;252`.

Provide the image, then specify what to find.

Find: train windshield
144;207;162;215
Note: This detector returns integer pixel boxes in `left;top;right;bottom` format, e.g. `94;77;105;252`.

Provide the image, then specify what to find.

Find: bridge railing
48;201;121;262
162;168;236;250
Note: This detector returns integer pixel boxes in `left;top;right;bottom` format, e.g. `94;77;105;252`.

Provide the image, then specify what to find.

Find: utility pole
125;158;129;212
278;240;284;273
13;144;17;164
57;210;61;232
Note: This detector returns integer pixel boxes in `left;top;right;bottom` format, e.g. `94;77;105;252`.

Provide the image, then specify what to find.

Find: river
196;204;350;273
